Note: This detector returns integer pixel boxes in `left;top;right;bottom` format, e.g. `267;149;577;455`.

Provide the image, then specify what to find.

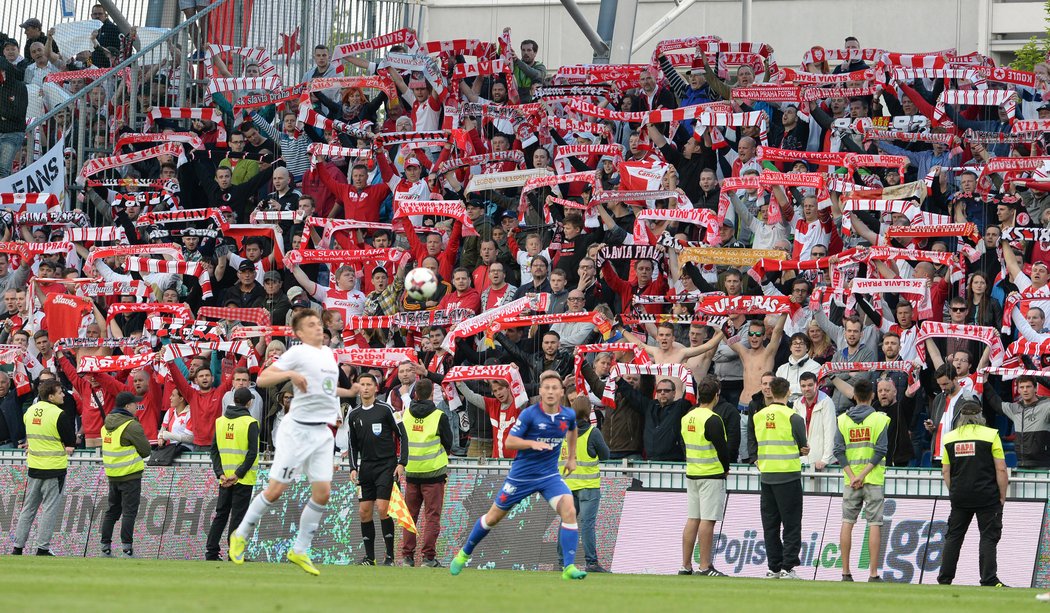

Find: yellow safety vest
754;403;802;474
838;410;891;486
681;406;725;478
215;414;259;486
23;401;67;471
560;427;600;490
404;410;448;474
101;420;144;478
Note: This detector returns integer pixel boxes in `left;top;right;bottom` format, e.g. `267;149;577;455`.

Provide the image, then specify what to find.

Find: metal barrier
4;451;1046;500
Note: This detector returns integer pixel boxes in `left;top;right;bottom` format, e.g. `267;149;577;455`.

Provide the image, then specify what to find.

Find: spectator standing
511;40;546;103
833;380;889;582
400;378;452;568
11;381;73;556
559;396;610;573
793;372;837;470
206;388;260;561
99;392;151;558
679;377;730;577
937;400;1007;587
751;377;808;579
0;59;28;179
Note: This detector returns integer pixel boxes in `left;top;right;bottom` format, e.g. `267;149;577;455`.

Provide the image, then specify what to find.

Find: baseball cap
237;260;255;272
291;296;311;309
233;387;254;406
371;265;388;277
721;218;736;230
263;270;282;283
286;286;304;300
20;18;42;29
1;39;17;49
115;391;143;407
404;157;422;168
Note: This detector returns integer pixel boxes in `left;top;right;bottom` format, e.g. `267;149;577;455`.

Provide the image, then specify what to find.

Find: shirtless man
623;322;724;365
729;315;787;461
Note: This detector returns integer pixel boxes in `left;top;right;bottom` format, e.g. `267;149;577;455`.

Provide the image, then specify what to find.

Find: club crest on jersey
501;482;517;494
372;423;383;436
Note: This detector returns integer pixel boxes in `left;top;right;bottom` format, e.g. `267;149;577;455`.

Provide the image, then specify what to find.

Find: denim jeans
575;488;601;566
0;132;26;179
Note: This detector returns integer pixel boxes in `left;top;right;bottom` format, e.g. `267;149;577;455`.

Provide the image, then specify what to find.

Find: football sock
361;520;376;560
559;523;579;569
462;516;491;556
380;517;395;559
292;499;326;555
235;493;274;539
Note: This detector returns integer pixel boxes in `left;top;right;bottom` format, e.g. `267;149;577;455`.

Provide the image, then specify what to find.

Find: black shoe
11;547;22;555
35;548;55;557
359;557;376;566
101;546;112;558
205;555;221;561
402;556;415;567
382;557;395;567
122;548;134;558
678;567;693;575
585;564;609;573
698;567;727;577
422;558;442;568
841;574;854;582
986;581;1008;588
868;576;883;583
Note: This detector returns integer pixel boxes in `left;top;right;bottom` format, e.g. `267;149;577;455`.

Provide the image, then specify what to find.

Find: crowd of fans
0;12;1048;478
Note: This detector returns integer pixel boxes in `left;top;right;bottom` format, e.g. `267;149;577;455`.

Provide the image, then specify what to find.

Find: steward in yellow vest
401;379;453;567
557;398;610;573
206;388;261;561
99;391;151;557
679;377;731;577
831;379;891;582
750;377;808;578
12;380;75;556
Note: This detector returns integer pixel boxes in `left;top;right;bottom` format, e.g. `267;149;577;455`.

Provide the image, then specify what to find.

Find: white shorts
269;419;335;484
686;478;726;521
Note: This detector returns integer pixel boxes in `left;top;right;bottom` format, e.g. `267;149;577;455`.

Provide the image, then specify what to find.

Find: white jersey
273;343;341;425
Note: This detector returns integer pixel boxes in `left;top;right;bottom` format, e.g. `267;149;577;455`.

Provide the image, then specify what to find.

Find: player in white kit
228;310;354;575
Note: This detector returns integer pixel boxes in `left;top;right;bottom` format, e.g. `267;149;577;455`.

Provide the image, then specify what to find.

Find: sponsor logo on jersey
953;441;975;457
849;427;871;443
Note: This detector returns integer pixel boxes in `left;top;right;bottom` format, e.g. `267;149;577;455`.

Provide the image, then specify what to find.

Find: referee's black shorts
358;459;397;501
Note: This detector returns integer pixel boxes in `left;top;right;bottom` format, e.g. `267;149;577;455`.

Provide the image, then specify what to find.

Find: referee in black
937;399;1009;587
348;372;408;566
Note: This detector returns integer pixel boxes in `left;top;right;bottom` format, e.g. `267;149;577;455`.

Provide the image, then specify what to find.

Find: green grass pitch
1;557;1046;612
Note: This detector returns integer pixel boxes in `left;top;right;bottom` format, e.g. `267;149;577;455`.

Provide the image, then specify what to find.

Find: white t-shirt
273;343;341;424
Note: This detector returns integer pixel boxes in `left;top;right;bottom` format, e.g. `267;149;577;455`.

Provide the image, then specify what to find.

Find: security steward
937;399;1008;587
206;388;260;561
679;376;730;577
401;378;454;568
12;380;75;556
750;376;809;579
559;396;610;573
99;391;152;558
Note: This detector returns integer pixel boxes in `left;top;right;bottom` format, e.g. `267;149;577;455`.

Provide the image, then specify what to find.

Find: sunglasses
950;307;967;312
568;297;585;301
656;388;674;393
747;331;764;337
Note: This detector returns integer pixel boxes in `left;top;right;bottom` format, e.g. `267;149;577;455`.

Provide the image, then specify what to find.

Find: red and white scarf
106;302;192;323
308;76;397;99
633;208;720;245
601;363;696;408
572;343;651;395
283;248;408;267
932;90;1016;127
915;321;1005;367
392;199;478;236
75;280;152;299
442;365;529;409
77;143;184;182
694;294;795;316
143;107;226;140
440;294;551;363
198;306;271;327
332;28;418;60
884;222;979;245
78;352;156;374
817;361;916;386
206;76;282;97
334;347;418;369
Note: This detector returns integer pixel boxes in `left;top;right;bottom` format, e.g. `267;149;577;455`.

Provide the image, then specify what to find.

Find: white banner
0;137;67;204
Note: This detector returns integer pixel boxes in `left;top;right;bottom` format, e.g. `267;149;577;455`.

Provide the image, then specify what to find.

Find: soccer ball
405;267;438;302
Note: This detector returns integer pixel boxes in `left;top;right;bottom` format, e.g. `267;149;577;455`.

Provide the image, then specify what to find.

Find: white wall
422;0;987;70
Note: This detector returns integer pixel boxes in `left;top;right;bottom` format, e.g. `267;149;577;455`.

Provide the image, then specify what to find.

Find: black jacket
209;404;260;480
495;332;573;393
713;399;742;464
617;383;690;461
0;75;28;133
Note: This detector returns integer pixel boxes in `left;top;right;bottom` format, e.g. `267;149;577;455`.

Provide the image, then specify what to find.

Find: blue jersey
505;404;576;482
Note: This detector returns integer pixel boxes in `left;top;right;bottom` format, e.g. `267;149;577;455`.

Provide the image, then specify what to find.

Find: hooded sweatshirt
103;408;151;482
209;404;260;481
832;404;889;470
405;398;454;483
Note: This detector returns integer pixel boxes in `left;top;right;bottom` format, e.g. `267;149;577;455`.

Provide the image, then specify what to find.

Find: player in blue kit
450;370;587;580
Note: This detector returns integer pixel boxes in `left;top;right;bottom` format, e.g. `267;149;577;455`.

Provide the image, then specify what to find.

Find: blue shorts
493;475;571;510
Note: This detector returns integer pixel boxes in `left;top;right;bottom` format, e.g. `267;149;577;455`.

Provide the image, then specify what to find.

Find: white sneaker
766;570;781;579
780;569;802;580
1036;593;1050;602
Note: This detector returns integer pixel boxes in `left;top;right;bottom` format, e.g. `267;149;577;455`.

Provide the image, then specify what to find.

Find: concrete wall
421;0;1015;70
